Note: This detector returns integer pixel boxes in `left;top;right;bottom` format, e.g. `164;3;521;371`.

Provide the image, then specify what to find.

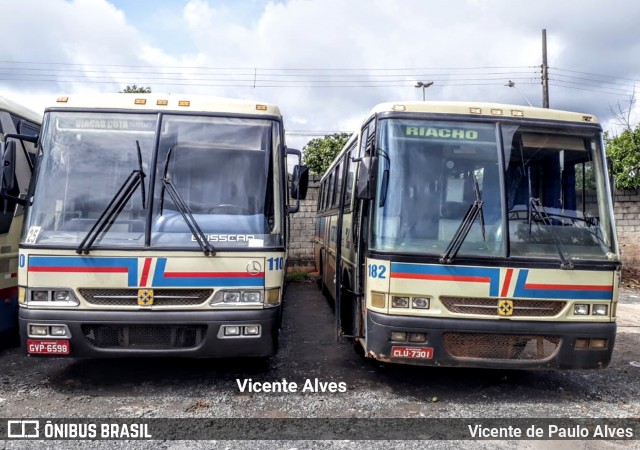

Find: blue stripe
152;258;264;288
29;256;138;286
513;270;612;300
390;263;501;296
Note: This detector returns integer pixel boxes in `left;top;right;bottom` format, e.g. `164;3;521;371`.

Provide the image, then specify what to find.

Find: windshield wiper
161;147;215;256
440;176;485;264
76;141;146;254
529;197;574;270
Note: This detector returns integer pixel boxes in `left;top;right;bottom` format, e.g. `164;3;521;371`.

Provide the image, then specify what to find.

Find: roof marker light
491;109;503;115
469;107;481;114
157;99;168;106
56;97;69;103
134;98;146;105
178;100;190;107
392;104;406;111
511;110;524;117
256;104;268;111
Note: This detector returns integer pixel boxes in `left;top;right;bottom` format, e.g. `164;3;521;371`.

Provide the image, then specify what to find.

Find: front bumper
366;311;616;369
19;306;280;358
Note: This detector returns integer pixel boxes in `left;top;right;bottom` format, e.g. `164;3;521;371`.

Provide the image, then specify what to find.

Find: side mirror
2;140;16;192
286;147;307;213
356;156;377;200
291;165;309;200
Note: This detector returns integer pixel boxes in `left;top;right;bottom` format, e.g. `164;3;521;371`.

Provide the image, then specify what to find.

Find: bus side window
332;161;343;209
326;172;335;210
343;147;357;211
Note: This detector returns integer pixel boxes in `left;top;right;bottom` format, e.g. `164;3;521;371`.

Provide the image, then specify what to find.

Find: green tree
302;132;351;175
605;127;640;190
120;84;152;93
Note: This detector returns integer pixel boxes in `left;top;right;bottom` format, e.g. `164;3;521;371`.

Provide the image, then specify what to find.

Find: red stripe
392;273;491;283
28;266;128;273
164;271;265;278
501;269;514;297
10;272;16;278
139;258;152;287
525;283;612;291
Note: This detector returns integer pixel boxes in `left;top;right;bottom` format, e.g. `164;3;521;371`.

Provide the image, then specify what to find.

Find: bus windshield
24;112;282;249
371;118;616;262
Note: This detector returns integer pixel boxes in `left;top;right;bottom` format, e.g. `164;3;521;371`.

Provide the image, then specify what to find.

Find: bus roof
45;93;282;117
0;95;41;124
366;101;598;124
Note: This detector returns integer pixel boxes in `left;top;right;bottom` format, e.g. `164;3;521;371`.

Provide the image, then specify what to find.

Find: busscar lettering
405;126;478;140
191;234;256;242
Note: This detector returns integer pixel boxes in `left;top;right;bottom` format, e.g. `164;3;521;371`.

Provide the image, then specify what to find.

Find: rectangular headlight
391;296;409;308
390;331;407;341
224;326;241;336
592;304;608;316
243;325;260;336
242;291;261;303
49;326;68;336
53;291;70;302
412;297;430;309
29;325;48;336
223;291;241;303
574;304;589;315
31;290;49;302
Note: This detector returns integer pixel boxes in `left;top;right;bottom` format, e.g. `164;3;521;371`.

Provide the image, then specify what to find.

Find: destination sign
57;117;157;131
405;126;479;140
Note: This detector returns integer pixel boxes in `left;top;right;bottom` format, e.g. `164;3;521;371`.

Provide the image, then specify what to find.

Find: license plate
26;339;70;355
391;346;434;359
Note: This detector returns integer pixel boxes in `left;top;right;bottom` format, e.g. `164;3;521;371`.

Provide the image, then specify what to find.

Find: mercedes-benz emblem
246;261;262;276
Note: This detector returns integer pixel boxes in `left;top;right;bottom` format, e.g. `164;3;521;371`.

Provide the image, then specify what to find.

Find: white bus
0;96;40;344
6;94;307;357
315;101;619;369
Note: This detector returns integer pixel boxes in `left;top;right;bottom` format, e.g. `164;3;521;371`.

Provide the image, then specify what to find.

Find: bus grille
79;289;213;307
81;324;207;349
442;332;560;360
440;297;566;317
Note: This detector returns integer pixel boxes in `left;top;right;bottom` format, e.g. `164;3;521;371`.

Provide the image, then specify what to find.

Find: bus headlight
211;290;266;306
412;297;430;309
223;291;241;303
242;291;262;303
32;290;49;302
53;291;70;302
26;288;79;306
592;304;608;316
574;304;590;315
391;296;409;308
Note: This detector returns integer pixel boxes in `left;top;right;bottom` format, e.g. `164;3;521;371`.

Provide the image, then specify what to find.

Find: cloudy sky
1;0;639;149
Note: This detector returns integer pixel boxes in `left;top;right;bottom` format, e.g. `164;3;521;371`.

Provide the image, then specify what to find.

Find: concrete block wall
287;175;320;272
614;189;640;268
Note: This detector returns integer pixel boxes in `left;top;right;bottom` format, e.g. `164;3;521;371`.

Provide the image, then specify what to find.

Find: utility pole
541;29;549;108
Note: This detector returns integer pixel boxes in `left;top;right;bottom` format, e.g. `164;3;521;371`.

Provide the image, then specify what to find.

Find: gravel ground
0;282;638;449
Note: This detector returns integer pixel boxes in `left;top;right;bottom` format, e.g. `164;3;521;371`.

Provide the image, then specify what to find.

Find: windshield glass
502;124;616;260
151;115;281;249
24;112;282;249
371;118;617;262
24;112;155;247
372;119;502;257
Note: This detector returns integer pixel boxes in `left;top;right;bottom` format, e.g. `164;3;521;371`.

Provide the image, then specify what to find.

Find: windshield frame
368;112;619;267
22;108;286;251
